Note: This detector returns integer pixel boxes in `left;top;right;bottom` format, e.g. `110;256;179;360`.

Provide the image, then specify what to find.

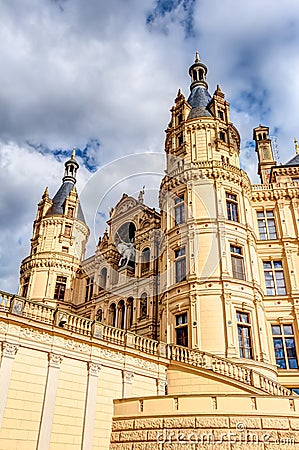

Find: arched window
100;267;107;290
126;297;134;329
96;308;103;322
109;303;116;327
140;293;147;319
118;300;125;329
141;248;150;274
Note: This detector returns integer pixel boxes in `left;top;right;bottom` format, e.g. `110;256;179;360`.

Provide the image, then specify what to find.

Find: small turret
253;125;276;184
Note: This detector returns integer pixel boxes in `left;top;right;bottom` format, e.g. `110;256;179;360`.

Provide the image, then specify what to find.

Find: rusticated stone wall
110;415;299;449
110;395;299;450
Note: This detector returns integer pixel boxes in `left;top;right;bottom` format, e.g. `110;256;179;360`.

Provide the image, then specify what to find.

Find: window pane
289;359;299;369
266;211;274;217
271;325;281;335
176;313;187;326
274;261;283;269
263;261;272;270
176;326;188;347
283;325;294;335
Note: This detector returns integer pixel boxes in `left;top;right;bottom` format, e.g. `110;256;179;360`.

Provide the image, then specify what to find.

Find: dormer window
67;207;74;218
177;133;183;147
177;113;183;125
64;225;72;237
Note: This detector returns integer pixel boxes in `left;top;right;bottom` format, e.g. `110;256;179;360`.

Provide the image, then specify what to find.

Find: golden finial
294;138;299;155
195;50;200;63
72;147;76;159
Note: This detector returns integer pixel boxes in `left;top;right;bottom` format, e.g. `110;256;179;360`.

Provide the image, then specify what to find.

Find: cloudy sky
1;0;299;293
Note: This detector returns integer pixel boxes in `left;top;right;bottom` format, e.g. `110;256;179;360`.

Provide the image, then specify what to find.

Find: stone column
37;353;63;450
122;371;134;398
0;342;19;427
81;362;101;450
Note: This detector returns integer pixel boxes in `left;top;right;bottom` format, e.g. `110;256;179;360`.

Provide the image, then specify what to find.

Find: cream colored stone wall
110;394;299;449
50;358;87;449
0;303;168;450
0;346;47;450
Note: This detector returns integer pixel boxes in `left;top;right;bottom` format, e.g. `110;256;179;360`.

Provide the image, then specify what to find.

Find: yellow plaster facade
1;55;299;448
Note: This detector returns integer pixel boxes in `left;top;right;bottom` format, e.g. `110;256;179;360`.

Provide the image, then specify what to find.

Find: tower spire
62;148;79;184
294;138;299;155
188;50;208;90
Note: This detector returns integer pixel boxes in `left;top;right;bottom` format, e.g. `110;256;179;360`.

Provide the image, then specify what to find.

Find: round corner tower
159;53;273;373
19;150;90;307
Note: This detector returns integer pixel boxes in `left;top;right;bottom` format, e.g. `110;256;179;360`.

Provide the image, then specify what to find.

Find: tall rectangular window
230;245;245;280
175;312;188;347
64;225;72;237
236;312;253;359
22;277;30;297
272;324;298;369
257;210;277;240
177;133;183;147
175;247;186;283
263;261;286;295
67;207;74;218
54;276;67;301
85;277;94;302
174;194;185;226
226;193;239;222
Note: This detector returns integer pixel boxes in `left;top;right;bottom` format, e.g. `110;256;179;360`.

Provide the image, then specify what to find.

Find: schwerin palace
1;54;299;449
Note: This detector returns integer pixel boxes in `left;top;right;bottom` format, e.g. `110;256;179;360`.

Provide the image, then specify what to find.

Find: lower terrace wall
111;394;299;450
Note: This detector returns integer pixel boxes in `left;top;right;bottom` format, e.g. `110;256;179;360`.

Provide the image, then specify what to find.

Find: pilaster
122;370;134;398
37;353;63;450
81;362;102;450
0;342;19;427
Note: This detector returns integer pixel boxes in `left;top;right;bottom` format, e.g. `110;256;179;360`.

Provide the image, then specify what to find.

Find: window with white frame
226;193;239;222
54;276;67;301
236;311;253;359
174;194;185;226
271;324;298;369
175;247;186;283
257;210;277;240
85;277;94;302
230;245;245;280
263;261;286;295
175;312;188;347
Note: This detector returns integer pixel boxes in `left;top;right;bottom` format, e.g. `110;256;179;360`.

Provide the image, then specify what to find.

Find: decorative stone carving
10;297;25;316
0;321;8;334
48;353;63;368
2;342;19;358
96;348;125;362
19;327;52;343
88;362;101;377
123;370;134;384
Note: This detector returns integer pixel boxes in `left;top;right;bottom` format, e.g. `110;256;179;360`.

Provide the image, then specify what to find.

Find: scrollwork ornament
48;353;63;368
88;362;101;377
2;342;19;358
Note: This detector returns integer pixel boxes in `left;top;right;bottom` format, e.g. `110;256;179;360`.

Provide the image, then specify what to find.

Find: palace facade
1;54;299;449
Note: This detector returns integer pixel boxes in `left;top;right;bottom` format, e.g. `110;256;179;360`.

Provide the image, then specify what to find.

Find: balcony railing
0;290;292;397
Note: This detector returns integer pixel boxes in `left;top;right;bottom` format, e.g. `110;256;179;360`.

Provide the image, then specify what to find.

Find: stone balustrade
0;289;292;397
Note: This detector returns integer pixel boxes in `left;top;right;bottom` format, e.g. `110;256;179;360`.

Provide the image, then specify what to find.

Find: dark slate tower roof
187;52;212;119
46;150;86;224
285;154;299;166
285;139;299;166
